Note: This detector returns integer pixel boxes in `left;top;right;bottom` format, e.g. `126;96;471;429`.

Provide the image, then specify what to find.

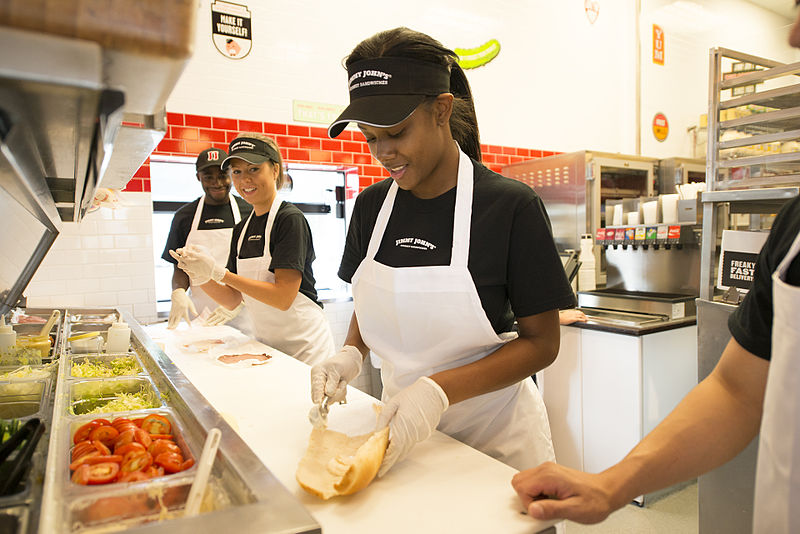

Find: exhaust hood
0;1;196;315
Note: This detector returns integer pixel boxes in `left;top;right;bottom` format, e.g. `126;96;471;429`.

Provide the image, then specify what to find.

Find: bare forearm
600;339;767;508
218;270;297;311
196;280;241;310
343;313;369;359
432;310;560;405
171;266;190;291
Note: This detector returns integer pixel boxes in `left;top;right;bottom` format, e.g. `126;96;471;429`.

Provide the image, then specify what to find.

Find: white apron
753;227;800;533
236;196;334;366
185;194;241;314
351;148;555;471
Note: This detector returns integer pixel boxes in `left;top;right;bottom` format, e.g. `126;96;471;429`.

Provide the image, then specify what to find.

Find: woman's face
228;158;279;214
358;96;455;199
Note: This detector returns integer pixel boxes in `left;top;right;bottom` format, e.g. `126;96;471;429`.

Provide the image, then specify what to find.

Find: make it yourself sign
652;112;669;142
211;1;252;59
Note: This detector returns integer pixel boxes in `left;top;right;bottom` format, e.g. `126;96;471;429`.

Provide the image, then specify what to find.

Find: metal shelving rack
699;47;800;301
697;47;800;534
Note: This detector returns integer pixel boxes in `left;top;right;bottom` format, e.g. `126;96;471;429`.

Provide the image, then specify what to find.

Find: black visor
221;137;281;170
328;57;451;138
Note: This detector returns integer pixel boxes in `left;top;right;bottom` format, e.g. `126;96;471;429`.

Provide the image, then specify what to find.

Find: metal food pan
67;354;145;380
0;379;48;420
0;447;45;507
59;409;202;531
0;505;30;534
68;377;162;417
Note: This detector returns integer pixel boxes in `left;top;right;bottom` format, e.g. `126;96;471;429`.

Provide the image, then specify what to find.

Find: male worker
161;148;252;329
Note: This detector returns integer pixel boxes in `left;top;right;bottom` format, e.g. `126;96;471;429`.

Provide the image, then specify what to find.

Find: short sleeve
270;209;311;272
507;196;577;317
160;203;196;264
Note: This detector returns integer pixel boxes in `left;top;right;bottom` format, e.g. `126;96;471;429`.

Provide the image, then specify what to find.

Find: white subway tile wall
25;193;158;324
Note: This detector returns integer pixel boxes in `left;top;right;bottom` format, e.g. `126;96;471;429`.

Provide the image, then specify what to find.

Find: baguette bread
296;426;389;500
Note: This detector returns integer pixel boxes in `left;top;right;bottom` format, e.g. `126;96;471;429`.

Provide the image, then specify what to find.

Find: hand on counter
205;302;244;326
376;377;449;478
310;345;363;405
168;288;197;329
559;309;588;325
511;462;618;524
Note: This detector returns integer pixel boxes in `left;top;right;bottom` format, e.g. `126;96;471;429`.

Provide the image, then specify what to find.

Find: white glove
169;245;226;285
376;377;449;478
205;302;244;326
310;345;363;405
167;288;197;329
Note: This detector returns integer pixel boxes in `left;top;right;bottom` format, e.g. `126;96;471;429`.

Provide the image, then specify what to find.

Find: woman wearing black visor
310;27;575;477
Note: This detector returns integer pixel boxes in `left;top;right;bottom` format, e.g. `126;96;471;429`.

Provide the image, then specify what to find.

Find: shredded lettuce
74;391;160;415
71;356;140;378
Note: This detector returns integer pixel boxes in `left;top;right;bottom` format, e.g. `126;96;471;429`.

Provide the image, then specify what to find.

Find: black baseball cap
221;137;281;170
196;148;227;172
328;57;451;138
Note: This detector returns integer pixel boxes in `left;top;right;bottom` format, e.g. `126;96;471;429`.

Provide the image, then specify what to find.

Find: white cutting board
145;322;558;534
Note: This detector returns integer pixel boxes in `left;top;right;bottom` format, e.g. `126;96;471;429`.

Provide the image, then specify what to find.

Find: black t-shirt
729;196;800;361
338;159;576;334
226;201;322;307
161;196;252;264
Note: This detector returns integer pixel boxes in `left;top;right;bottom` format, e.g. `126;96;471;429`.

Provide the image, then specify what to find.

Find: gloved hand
310;345;363;405
205;302;244;326
167;288;197;329
169;245;226;285
376;377;449;478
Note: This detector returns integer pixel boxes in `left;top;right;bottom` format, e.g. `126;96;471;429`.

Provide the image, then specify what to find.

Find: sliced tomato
148;434;173;441
91;418;112;427
70;454;122;471
133;428;152;448
87;462;119;485
115;442;146;457
154;452;183;474
71;464;91;485
144;465;164;479
118;471;149;483
73;421;102;444
141;414;171;435
113;429;136;449
148;439;181;457
71;441;96;462
121;452;153;473
110;418;133;429
92;440;111;456
88;426;119;447
69;451;99;471
180;458;195;471
131;417;145;427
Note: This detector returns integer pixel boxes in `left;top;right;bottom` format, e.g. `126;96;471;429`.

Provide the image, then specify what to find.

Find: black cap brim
196;161;224;172
221;153;271;171
328;94;426;138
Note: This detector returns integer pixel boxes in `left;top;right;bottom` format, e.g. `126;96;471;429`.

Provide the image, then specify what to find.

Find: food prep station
0;307;320;534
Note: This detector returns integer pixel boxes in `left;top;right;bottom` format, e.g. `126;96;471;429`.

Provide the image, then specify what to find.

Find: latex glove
167;288;197;329
205;302;244;326
169;246;226;285
376;377;449;478
310;345;363;405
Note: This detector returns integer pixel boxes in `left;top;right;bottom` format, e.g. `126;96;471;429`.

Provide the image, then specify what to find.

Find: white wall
25;193;158;324
168;0;794;157
640;0;798;158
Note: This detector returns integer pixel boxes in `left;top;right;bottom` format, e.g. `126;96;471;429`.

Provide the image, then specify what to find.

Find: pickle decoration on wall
211;0;252;59
455;39;501;70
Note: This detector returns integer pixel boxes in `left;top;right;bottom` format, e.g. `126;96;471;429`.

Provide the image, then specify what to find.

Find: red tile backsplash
130;113;558;193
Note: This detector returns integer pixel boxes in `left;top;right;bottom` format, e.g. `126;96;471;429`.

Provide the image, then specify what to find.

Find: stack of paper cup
613;206;624;226
643;201;658;225
627;212;640;225
661;194;679;224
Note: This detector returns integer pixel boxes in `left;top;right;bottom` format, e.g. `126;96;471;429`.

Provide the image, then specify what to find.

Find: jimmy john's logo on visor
349;70;393;92
211;1;252;60
230;140;257;152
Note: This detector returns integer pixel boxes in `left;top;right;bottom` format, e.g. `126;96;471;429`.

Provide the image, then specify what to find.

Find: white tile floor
565;483;697;533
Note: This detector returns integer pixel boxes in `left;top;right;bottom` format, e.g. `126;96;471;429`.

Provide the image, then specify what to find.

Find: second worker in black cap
161;147;253;329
